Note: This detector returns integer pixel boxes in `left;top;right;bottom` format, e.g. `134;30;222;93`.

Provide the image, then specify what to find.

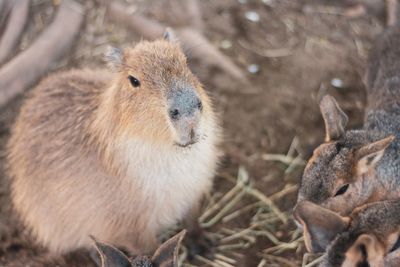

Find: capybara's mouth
175;139;198;148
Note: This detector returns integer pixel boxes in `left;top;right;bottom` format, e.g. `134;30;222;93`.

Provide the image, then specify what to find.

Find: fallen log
0;0;30;65
0;0;84;108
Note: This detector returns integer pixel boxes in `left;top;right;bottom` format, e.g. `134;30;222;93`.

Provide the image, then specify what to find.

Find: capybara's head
104;30;212;148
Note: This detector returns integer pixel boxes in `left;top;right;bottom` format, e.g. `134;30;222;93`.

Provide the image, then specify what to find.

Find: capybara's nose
168;87;202;120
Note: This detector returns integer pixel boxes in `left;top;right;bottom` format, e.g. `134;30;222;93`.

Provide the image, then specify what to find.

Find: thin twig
238;39;293;58
247;188;288;224
201;190;246;228
262;154;306;166
262;254;298;267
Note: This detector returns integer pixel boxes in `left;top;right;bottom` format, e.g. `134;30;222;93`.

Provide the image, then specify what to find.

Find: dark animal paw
185;231;216;261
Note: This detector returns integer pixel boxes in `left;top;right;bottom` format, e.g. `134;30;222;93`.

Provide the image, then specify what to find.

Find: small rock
245;11;260;22
238;0;247;4
331;78;344;88
262;0;275;6
247;64;260;74
220;40;232;50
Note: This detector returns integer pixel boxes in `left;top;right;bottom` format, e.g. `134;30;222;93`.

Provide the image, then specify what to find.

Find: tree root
0;0;84;108
0;0;30;66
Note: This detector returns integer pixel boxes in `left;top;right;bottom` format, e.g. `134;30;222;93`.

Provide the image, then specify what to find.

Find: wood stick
107;1;164;40
178;28;247;82
0;0;12;36
0;0;84;108
106;0;247;82
386;0;398;26
0;0;30;65
185;0;203;32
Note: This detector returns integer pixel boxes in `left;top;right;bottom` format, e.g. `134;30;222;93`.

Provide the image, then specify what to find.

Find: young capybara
7;31;220;255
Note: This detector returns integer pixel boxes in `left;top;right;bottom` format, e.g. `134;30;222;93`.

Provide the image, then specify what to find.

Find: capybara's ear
151;230;186;267
355;135;395;175
91;236;131;267
319;95;348;142
342;234;385;267
104;46;123;72
294;201;350;253
163;27;178;43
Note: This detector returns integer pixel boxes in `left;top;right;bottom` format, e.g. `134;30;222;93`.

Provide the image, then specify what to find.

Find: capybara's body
7;39;220;254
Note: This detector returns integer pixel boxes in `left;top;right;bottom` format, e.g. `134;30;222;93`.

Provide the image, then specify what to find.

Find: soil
0;0;387;266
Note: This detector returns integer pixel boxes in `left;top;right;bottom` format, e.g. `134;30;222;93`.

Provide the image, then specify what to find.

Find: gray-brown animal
7;31;220;255
295;25;400;252
92;230;186;267
295;200;400;267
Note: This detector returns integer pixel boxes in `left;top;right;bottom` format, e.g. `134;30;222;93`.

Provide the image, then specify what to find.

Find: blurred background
0;0;388;266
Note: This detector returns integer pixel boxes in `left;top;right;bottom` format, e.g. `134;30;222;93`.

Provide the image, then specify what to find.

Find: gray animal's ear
151;230;186;267
294;201;350;253
319;95;349;142
91;236;131;267
105;46;123;72
355;135;395;175
163;27;178;43
342;234;385;267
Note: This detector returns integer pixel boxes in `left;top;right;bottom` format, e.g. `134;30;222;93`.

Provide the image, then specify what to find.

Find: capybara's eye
197;101;203;111
170;109;180;120
128;75;140;88
334;184;349;197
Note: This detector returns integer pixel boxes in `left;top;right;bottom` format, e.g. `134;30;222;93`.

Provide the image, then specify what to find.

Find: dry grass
157;137;320;267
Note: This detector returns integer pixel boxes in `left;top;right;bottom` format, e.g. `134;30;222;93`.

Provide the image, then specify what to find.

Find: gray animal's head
294;201;400;267
92;230;186;267
296;95;394;216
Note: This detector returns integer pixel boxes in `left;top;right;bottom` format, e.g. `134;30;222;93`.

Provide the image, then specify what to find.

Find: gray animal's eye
334;184;349;197
128;75;140;88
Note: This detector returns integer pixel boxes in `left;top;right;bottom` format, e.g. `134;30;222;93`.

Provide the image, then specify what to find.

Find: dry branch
185;0;203;32
107;1;164;40
0;0;4;15
0;0;84;108
105;0;247;83
0;0;6;22
386;0;398;26
178;28;247;82
0;0;30;65
0;0;11;35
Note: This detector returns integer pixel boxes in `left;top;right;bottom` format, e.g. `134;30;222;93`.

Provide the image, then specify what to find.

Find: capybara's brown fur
7;37;220;255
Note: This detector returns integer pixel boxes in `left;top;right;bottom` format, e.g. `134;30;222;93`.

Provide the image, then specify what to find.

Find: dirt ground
0;0;388;266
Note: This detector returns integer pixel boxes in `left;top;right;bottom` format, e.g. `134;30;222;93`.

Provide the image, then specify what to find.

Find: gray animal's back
366;26;400;101
364;26;400;187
